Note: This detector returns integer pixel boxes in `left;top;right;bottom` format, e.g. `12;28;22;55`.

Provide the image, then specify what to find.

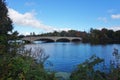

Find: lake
25;42;120;72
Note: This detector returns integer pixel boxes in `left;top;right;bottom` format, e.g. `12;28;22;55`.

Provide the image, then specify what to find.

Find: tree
60;31;67;36
10;31;19;40
0;0;13;53
114;30;120;42
70;55;104;80
0;0;15;79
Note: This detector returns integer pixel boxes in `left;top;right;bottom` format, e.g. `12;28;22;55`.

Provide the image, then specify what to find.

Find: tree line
87;28;120;44
26;28;120;44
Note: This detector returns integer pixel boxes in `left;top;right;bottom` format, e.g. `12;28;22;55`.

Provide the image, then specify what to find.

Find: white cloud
97;17;107;23
108;26;120;31
8;8;71;33
111;14;120;19
8;8;56;32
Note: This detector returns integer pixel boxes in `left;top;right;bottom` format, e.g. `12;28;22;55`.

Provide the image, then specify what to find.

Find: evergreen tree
0;0;15;79
0;0;13;53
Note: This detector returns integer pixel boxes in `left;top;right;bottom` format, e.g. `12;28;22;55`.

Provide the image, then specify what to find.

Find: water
25;42;120;72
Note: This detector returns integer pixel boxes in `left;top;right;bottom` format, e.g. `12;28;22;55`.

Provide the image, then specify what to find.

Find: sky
6;0;120;35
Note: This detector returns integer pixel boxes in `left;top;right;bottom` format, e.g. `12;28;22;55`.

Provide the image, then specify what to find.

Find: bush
0;43;56;80
70;49;120;80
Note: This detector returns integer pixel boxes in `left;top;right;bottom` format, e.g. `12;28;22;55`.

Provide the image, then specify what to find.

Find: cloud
8;8;72;33
8;8;56;32
97;17;107;23
111;14;120;19
108;26;120;31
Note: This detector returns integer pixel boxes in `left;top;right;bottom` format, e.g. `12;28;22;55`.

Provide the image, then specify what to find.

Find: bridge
22;36;82;42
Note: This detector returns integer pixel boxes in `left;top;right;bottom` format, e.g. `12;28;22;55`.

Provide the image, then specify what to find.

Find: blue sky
6;0;120;35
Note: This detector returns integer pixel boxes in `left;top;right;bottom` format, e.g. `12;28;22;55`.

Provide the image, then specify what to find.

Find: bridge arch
56;38;70;42
71;39;81;42
34;38;54;42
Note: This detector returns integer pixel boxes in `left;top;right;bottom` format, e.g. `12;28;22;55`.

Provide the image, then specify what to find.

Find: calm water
25;42;120;72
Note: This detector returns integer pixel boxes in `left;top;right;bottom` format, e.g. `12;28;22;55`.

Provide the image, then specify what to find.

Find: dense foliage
0;0;13;53
39;30;85;37
0;0;14;78
88;28;120;44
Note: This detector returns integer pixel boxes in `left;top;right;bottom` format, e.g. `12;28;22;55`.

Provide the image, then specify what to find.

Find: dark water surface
25;42;120;72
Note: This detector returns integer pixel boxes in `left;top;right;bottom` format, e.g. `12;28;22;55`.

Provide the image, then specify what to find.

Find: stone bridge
21;36;82;42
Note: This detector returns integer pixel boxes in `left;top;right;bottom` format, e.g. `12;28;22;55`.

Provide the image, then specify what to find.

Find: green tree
53;31;60;36
114;30;120;43
106;30;114;41
60;31;67;36
0;0;13;53
0;0;14;78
